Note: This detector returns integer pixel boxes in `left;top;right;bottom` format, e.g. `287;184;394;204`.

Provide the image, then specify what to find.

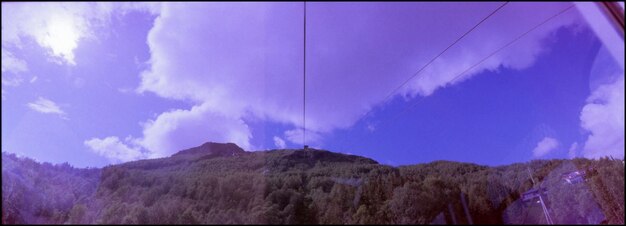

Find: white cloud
1;74;23;87
284;129;323;146
2;49;27;89
578;44;624;160
3;3;94;65
29;76;38;83
568;142;578;159
84;136;145;163
27;97;67;118
402;3;579;97
273;136;286;149
136;2;581;149
137;103;252;158
1;2;161;65
532;137;559;158
1;49;28;74
82;3;585;162
580;76;624;159
86;103;253;161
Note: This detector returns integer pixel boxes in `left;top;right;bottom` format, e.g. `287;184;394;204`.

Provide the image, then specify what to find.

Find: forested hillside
2;152;100;224
2;142;624;224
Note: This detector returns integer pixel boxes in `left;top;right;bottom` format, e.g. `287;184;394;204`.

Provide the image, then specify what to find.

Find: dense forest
2;142;624;224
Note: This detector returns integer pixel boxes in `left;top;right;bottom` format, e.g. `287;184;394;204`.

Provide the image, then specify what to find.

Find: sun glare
41;16;81;64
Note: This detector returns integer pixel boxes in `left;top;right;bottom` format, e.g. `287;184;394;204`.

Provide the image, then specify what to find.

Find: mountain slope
2;143;624;224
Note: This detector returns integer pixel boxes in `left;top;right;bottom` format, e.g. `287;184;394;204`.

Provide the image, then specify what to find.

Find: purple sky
1;2;624;167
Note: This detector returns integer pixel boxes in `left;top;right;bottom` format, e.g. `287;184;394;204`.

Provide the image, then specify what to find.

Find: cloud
532;137;559;158
82;3;583;163
84;136;144;163
1;49;27;89
284;129;323;146
402;3;580;97
1;2;161;65
568;142;578;159
85;104;253;161
2;3;98;65
580;77;624;159
1;74;23;87
136;103;252;158
26;97;67;118
1;49;28;74
578;43;624;160
136;2;581;150
273;136;286;149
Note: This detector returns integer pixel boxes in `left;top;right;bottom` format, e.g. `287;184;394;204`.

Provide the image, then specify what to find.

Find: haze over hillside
2;142;623;224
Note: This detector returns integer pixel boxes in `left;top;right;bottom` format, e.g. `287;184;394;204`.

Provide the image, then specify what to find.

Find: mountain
172;142;246;158
2;143;624;224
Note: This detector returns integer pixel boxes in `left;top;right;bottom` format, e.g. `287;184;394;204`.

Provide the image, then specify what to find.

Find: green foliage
2;150;624;224
1;152;99;224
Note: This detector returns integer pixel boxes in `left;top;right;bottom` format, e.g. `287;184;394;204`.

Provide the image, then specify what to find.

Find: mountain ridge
172;142;246;158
